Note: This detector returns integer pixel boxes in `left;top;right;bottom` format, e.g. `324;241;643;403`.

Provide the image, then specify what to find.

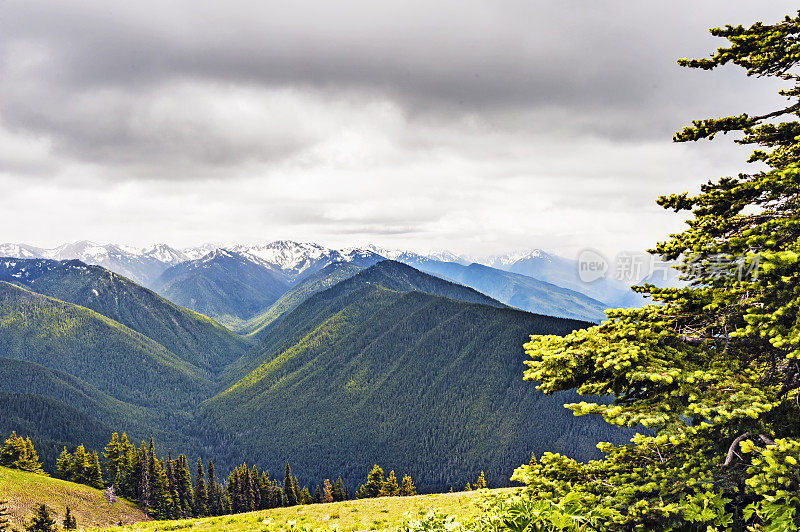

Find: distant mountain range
0;240;648;322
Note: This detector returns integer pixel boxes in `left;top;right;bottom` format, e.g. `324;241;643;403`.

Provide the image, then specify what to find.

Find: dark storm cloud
1;0;795;178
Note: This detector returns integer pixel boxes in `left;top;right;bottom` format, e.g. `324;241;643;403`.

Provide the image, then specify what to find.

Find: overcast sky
0;1;795;257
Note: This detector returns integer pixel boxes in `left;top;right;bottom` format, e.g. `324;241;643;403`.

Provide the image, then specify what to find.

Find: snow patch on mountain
474;249;555;269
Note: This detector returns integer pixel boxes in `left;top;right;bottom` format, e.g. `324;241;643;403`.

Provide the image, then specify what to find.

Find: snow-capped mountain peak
0;243;44;259
142;243;187;265
475;249;554;269
232;241;332;273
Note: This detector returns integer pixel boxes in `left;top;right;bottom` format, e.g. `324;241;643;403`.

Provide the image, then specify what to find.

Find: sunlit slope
0;466;149;530
0;282;212;409
221;260;506;385
89;490;502;532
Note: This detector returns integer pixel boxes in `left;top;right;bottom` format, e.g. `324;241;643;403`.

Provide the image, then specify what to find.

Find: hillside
88;490;498;532
0;466;149;530
238;261;366;339
408;260;609;322
0;358;181;467
153;249;291;326
341;261;506;308
0;392;115;467
0;282;212;409
0;258;250;372
221;261;506;384
208;262;628;490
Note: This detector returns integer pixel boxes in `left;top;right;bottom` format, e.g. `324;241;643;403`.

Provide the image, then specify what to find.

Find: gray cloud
2;1;794;171
0;1;795;255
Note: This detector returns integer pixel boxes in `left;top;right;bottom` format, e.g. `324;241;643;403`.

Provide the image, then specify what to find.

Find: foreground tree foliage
514;11;800;531
0;499;10;532
25;504;56;532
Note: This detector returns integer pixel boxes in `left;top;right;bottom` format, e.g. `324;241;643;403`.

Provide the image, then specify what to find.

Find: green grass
0;466;149;530
89;489;513;532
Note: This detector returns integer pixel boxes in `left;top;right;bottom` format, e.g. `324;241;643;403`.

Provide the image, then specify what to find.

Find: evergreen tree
292;475;301;505
250;465;261;510
25;504;55;532
86;451;104;489
283;463;297;506
314;484;322;504
258;471;276;509
71;445;87;484
380;470;400;497
272;480;284;508
62;506;77;530
103;433;122;490
149;456;174;520
299;487;312;505
322;479;334;503
207;459;221;516
115;434;138;499
517;11;800;531
174;454;193;517
56;447;72;480
227;467;240;513
355;465;384;499
399;475;416;496
473;471;486;490
0;433;43;474
332;477;345;502
0;499;10;532
194;458;208;517
137;441;150;510
165;451;180;519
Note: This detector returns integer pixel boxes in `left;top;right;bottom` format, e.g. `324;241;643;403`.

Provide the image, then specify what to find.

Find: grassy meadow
88;489;515;532
0;466;149;529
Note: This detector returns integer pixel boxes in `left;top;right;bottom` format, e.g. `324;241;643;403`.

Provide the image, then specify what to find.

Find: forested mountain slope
0;392;116;469
206;263;629;491
0;258;250;372
0;282;211;409
343;261;506;308
221;261;506;384
238;261;366;339
153;249;291;326
0;356;187;456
